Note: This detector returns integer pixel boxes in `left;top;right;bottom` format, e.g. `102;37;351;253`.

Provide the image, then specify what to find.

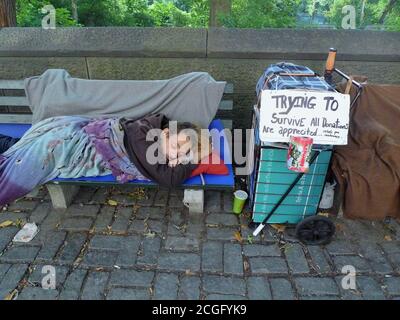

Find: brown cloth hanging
332;79;400;220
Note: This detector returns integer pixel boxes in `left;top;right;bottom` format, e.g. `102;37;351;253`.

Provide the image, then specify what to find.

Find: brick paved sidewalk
0;186;399;300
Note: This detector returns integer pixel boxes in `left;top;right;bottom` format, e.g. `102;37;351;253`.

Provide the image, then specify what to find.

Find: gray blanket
24;69;226;128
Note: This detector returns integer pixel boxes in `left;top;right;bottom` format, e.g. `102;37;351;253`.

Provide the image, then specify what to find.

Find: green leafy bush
17;0;78;27
14;0;400;30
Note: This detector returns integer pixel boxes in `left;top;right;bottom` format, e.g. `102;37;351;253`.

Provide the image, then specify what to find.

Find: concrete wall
1;27;400;129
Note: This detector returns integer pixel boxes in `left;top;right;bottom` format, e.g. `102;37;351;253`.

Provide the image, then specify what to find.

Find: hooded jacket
119;114;197;188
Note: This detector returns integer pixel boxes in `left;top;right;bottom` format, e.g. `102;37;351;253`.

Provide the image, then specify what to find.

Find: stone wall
1;27;400;129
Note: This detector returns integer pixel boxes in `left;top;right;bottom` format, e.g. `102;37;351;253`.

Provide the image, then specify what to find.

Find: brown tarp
332;81;400;220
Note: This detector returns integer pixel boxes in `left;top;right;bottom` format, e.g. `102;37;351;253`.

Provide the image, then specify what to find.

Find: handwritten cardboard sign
259;89;350;145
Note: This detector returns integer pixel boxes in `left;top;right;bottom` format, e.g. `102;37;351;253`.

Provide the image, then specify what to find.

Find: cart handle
325;48;337;73
324;48;363;108
324;48;362;90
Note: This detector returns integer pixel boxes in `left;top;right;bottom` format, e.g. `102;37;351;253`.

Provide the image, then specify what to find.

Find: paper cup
232;190;248;215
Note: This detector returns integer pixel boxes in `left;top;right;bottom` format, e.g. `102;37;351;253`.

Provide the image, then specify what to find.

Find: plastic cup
232;190;248;215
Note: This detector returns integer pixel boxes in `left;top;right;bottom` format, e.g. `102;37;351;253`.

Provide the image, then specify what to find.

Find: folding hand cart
248;49;363;245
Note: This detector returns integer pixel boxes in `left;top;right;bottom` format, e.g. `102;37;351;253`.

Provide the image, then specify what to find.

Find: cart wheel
295;216;335;245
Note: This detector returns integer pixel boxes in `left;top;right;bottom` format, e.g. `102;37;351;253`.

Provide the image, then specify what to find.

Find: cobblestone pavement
0;186;399;300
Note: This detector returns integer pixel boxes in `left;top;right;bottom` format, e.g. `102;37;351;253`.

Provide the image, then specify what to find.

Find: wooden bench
0;77;235;213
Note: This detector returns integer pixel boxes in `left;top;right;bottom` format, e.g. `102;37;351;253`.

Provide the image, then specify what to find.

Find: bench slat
218;100;233;111
1;80;233;94
0;80;25;90
0;114;32;124
221;119;233;129
1;81;233;99
50;179;233;190
0;96;29;106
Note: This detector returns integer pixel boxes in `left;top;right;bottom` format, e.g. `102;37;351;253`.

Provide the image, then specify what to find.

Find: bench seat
0;78;235;212
0;118;234;212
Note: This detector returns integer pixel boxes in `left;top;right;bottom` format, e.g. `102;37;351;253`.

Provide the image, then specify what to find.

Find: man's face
160;128;192;161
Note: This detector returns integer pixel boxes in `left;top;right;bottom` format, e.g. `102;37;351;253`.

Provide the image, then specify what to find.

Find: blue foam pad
0;119;234;187
0;123;31;138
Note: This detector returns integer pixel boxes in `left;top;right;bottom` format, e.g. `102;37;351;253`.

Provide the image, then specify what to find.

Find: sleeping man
0;113;219;206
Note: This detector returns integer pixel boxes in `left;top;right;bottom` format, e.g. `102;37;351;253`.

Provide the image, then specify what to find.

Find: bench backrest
0;79;234;128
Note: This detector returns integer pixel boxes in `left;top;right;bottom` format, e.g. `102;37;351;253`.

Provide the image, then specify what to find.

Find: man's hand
168;158;179;167
191;147;212;165
168;152;195;167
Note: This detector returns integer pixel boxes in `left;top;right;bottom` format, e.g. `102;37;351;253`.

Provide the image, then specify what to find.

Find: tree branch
0;0;17;27
378;0;397;24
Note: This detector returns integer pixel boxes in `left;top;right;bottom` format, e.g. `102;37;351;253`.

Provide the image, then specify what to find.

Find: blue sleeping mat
0;119;234;188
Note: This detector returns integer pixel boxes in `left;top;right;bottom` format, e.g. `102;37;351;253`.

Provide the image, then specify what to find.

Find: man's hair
169;121;212;158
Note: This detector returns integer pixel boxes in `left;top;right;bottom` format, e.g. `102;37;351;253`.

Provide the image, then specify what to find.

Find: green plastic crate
251;146;332;224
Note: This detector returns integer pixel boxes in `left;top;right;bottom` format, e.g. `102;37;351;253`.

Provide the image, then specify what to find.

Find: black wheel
295;216;335;245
